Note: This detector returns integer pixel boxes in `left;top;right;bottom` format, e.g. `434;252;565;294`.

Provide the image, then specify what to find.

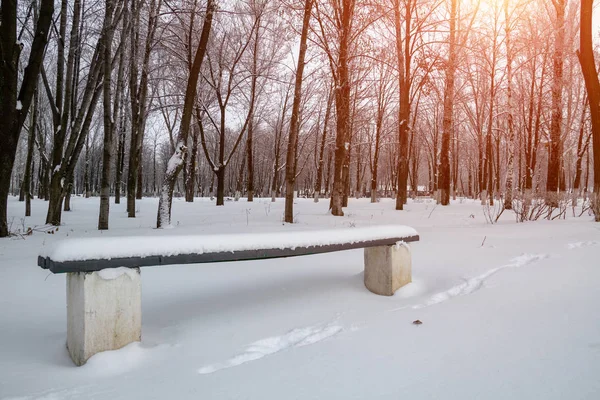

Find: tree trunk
136;160;143;199
342;124;353;207
99;0;120;230
573;104;590;195
271;92;288;202
546;0;566;205
330;0;353;217
439;0;457;206
0;0;54;237
235;145;247;201
185;126;199;202
314;93;331;202
215;168;225;206
504;0;515;210
24;86;39;217
63;176;72;211
129;0;161;216
577;0;600;220
284;0;313;223
247;118;255;202
157;0;214;227
84;136;91;198
46;0;100;226
115;104;126;203
394;0;412;210
325;150;333;197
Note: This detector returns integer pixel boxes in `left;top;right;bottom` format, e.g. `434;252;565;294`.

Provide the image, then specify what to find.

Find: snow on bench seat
38;225;419;274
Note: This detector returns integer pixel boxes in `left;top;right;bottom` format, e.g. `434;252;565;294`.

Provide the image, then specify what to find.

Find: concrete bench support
364;243;412;296
66;268;142;366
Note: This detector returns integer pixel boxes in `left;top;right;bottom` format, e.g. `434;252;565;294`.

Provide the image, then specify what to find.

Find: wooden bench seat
38;225;419;365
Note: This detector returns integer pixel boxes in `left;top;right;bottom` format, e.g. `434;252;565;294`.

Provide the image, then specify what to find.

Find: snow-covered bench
38;226;419;366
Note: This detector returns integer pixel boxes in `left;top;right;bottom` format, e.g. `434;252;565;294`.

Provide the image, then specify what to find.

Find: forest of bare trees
2;0;600;236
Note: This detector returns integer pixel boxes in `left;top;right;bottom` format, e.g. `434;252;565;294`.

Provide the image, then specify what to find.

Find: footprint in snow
198;323;343;375
413;253;548;309
566;241;599;250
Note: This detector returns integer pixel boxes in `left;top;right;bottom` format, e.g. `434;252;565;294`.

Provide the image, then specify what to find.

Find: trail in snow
413;253;548;309
198;323;343;375
566;241;599;250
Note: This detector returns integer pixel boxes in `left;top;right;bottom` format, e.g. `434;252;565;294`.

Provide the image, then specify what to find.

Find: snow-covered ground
1;195;599;399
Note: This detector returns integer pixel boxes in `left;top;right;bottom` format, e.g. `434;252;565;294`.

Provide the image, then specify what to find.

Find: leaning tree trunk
284;0;313;223
157;0;214;228
577;0;600;221
0;0;54;237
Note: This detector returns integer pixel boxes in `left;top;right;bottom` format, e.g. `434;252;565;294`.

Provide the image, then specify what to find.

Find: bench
38;225;419;366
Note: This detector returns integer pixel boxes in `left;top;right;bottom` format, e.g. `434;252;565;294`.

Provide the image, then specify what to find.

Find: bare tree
284;0;313;222
0;0;54;237
577;0;600;220
311;0;358;216
127;0;162;217
99;0;127;230
545;0;566;205
157;0;214;228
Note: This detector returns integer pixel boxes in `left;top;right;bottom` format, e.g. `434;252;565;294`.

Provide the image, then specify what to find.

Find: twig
427;204;438;219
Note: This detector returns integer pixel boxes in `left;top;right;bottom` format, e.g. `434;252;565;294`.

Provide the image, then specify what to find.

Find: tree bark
99;0;123;230
272;86;290;202
129;0;161;217
24;86;39;217
46;0;101;226
157;0;214;227
84;136;90;198
314;91;332;202
577;0;600;220
546;0;566;204
573;102;591;195
185;125;199;202
115;95;127;204
329;0;353;217
0;0;54;237
503;0;515;210
439;0;457;206
247;11;262;203
284;0;313;223
394;0;412;210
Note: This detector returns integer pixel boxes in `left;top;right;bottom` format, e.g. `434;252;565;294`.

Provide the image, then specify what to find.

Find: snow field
1;196;599;399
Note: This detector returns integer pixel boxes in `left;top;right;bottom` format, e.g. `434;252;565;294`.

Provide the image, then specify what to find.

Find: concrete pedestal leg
364;244;412;296
66;268;141;366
